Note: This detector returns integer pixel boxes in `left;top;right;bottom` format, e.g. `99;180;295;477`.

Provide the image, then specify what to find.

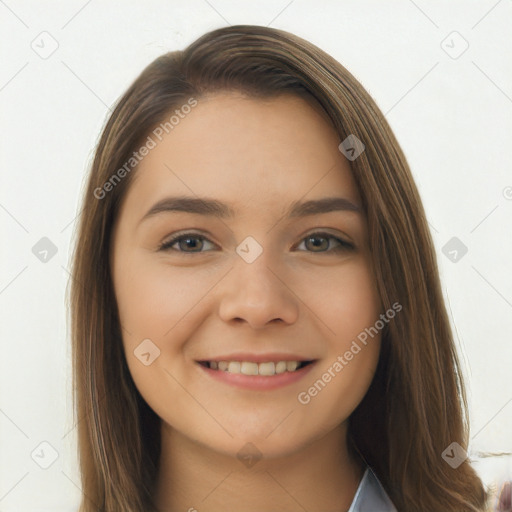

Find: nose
217;252;300;330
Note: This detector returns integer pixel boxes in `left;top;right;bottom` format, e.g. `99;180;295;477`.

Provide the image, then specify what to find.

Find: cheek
111;252;208;412
297;256;381;342
296;340;381;439
113;250;209;341
293;259;382;413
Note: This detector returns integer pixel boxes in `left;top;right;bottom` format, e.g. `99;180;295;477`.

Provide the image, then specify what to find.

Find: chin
203;425;314;462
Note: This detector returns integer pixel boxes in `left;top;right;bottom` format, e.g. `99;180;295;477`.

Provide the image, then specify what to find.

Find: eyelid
158;229;355;254
293;229;355;248
158;231;217;253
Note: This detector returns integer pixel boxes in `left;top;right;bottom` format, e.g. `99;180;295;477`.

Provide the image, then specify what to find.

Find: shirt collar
347;465;397;512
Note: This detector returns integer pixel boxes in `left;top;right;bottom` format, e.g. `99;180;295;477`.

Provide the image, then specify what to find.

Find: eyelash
158;231;354;255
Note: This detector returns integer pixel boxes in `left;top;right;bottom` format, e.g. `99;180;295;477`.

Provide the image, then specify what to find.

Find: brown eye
305;235;329;251
298;232;354;253
159;234;216;253
158;231;354;255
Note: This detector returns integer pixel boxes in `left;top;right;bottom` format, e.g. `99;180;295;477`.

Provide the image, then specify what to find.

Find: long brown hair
68;25;490;511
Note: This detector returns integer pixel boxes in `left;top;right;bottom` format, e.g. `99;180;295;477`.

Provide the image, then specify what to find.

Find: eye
158;231;354;254
294;232;354;253
159;233;216;253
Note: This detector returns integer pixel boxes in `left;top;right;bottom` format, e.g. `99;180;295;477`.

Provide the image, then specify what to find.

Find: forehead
119;92;361;223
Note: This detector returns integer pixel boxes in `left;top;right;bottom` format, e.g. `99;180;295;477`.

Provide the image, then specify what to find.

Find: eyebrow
139;195;362;223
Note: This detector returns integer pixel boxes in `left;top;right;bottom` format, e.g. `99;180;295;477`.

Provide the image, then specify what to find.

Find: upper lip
196;352;316;363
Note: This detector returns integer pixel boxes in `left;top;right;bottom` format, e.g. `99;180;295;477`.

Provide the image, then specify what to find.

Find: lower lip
196;362;317;391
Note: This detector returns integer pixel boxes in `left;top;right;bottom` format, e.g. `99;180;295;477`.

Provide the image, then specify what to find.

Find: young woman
69;25;490;511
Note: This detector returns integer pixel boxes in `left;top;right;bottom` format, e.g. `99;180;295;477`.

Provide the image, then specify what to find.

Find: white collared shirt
347;466;397;512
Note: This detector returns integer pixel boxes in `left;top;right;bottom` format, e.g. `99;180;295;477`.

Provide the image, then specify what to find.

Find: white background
1;1;511;510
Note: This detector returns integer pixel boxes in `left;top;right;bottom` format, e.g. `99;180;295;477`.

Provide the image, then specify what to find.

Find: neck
152;422;365;512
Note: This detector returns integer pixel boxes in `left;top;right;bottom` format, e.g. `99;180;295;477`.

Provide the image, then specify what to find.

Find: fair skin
111;92;383;512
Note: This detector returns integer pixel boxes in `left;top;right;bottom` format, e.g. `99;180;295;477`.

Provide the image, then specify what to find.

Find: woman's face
111;92;383;459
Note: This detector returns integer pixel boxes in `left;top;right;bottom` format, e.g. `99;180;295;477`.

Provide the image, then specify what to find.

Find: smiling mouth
196;360;315;376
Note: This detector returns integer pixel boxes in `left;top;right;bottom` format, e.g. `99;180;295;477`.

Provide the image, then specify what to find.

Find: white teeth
228;361;241;373
240;362;259;375
258;362;275;376
207;360;308;376
286;361;298;372
275;361;287;374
